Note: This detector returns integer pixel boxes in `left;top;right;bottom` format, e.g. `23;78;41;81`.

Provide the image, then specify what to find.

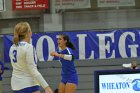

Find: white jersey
9;41;48;90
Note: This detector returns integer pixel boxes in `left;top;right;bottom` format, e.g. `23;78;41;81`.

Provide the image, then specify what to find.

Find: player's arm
26;45;53;93
50;52;73;61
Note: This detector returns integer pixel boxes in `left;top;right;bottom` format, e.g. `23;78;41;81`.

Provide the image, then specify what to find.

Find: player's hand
50;52;55;56
50;52;58;56
45;87;53;93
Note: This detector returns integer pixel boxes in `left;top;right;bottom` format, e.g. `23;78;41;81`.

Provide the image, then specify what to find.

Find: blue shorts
61;74;78;85
13;85;40;93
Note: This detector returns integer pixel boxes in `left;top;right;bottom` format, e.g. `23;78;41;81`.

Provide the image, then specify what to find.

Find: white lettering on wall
36;35;55;61
97;32;115;59
77;34;87;59
28;31;140;61
119;32;138;58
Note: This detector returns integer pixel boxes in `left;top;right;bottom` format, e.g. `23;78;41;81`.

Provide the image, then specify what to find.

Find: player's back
10;41;31;76
9;41;39;90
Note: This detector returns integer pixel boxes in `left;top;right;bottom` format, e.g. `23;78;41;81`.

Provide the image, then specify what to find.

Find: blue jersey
57;47;77;77
0;61;4;80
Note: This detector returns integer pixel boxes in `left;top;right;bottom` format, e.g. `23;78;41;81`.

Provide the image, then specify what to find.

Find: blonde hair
13;22;31;45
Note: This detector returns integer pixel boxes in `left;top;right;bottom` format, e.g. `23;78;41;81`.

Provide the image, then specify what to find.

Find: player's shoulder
10;44;17;50
66;47;73;51
65;47;73;54
17;41;32;47
24;42;32;47
23;42;33;50
10;42;33;50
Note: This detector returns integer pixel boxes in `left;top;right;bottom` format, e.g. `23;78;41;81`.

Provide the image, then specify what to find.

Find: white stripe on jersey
66;47;72;55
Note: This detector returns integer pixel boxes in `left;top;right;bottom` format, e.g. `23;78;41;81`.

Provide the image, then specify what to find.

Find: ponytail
66;41;75;50
13;31;19;45
13;22;31;46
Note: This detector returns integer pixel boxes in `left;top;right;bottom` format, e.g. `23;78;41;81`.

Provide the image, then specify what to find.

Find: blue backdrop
4;29;140;62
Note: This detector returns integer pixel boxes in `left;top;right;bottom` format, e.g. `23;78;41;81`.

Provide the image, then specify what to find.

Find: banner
0;0;4;11
55;0;91;9
4;29;140;62
94;70;140;93
12;0;49;10
97;0;135;7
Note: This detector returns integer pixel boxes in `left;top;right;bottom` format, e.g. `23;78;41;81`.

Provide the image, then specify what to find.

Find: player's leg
65;83;77;93
58;82;65;93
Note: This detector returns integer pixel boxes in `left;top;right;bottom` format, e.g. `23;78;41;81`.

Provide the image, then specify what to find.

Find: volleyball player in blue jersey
9;22;53;93
0;59;4;93
51;34;78;93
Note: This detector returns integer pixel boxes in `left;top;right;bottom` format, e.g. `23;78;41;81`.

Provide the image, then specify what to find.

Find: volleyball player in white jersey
9;22;53;93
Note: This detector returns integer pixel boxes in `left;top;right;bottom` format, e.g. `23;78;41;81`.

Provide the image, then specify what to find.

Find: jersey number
12;50;17;63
